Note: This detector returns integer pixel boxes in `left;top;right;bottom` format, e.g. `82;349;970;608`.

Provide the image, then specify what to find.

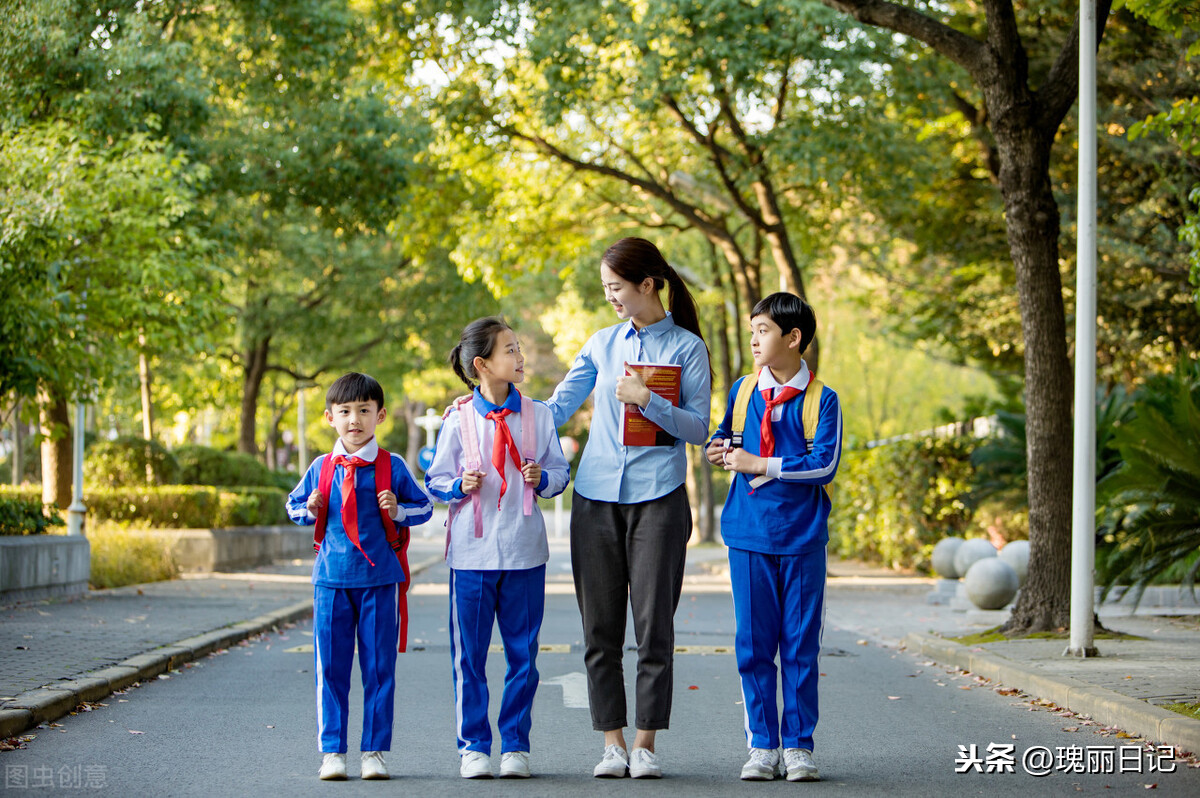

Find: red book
621;362;683;447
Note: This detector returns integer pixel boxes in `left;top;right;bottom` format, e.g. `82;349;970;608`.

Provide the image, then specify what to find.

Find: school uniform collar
332;436;380;461
472;384;520;416
621;312;677;341
756;359;811;393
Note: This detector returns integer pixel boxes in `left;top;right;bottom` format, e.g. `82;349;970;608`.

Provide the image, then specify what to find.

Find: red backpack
312;449;412;653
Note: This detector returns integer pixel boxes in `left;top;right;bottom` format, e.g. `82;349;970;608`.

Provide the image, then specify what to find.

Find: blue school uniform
287;438;433;754
425;385;570;755
710;362;842;751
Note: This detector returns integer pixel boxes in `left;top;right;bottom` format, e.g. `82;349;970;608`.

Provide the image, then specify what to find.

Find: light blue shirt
545;313;711;503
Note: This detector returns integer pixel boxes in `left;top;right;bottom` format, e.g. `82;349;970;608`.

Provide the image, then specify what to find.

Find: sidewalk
2;529;1199;759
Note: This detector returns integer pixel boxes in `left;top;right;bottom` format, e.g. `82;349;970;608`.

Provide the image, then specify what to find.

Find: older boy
706;293;842;782
286;372;433;781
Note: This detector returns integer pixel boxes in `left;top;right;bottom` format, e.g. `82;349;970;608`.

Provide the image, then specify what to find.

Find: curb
903;631;1200;756
0;599;314;739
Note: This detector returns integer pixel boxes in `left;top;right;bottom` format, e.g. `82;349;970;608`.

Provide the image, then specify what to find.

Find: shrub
0;489;64;535
86;485;288;528
88;523;179;589
174;444;284;488
1097;360;1200;604
86;436;180;487
829;437;975;572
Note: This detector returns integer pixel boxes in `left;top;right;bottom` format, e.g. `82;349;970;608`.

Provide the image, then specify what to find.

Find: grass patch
1163;702;1200;721
952;625;1146;645
88;522;179;589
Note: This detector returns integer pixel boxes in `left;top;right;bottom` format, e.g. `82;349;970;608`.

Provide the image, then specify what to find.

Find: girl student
424;316;571;780
543;237;712;779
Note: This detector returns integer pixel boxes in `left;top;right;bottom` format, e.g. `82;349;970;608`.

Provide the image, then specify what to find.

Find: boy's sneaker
460;750;493;779
500;751;531;778
318;753;347;781
629;747;662;779
740;747;781;780
784;748;820;782
360;751;389;780
592;744;629;778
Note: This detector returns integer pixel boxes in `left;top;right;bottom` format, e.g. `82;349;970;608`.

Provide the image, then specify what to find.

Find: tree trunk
11;398;22;486
138;332;154;441
992;118;1075;635
238;338;270;455
38;388;72;510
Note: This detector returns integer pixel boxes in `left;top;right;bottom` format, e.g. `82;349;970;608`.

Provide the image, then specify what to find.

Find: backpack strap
730;372;759;449
520;391;536;517
373;448;412;654
448;397;485;544
313;454;336;554
801;379;824;454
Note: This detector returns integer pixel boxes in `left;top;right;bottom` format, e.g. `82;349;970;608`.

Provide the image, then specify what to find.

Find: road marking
673;645;734;655
542;672;589;708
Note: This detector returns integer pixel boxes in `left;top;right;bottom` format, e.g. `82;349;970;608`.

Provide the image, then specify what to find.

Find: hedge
86;436;180;488
174;444;294;489
828;436;975;572
0;487;64;535
86;486;288;528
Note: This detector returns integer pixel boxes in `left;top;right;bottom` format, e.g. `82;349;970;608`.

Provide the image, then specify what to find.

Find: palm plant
1097;362;1200;605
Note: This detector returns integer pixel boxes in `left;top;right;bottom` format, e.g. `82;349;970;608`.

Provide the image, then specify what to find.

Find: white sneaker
318;753;347;780
592;744;629;778
361;751;389;780
500;751;531;778
784;748;819;782
460;750;493;779
740;747;781;780
629;747;662;779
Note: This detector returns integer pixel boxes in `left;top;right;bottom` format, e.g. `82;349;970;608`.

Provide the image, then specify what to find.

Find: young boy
705;293;842;782
286;372;433;781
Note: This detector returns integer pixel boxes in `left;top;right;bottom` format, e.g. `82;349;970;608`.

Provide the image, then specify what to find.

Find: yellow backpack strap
730;373;759;448
802;378;824;452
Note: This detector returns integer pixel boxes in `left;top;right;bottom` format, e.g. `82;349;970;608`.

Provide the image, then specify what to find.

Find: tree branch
1036;0;1115;133
818;0;987;76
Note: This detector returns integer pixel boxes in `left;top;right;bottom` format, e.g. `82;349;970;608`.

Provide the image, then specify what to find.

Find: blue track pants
313;583;399;753
729;546;826;751
449;565;546;754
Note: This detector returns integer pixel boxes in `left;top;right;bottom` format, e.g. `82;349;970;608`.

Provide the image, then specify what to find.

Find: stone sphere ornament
999;540;1030;586
964;558;1020;610
953;538;998;578
931;537;966;578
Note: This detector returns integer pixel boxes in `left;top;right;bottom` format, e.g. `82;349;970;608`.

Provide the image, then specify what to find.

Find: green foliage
174;444;286;488
969;387;1137;513
0;491;64;535
829;437;975;572
1097;359;1200;603
87;523;180;589
86;486;287;528
86;437;181;488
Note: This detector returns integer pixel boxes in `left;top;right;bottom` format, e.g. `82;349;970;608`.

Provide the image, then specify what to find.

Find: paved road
3;551;1198;796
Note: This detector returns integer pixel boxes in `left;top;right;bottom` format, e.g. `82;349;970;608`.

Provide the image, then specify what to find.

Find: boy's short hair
326;372;385;410
751;292;817;353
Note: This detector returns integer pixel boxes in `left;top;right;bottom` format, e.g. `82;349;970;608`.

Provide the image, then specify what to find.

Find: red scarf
759;371;814;457
331;454;375;566
486;408;523;508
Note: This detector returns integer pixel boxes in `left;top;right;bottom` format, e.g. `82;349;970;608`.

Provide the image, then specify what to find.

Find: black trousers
570;485;691;731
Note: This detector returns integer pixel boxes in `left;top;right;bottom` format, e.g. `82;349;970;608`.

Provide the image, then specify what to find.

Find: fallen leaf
887;696;902;700
688;685;699;690
128;730;144;735
1062;726;1079;732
